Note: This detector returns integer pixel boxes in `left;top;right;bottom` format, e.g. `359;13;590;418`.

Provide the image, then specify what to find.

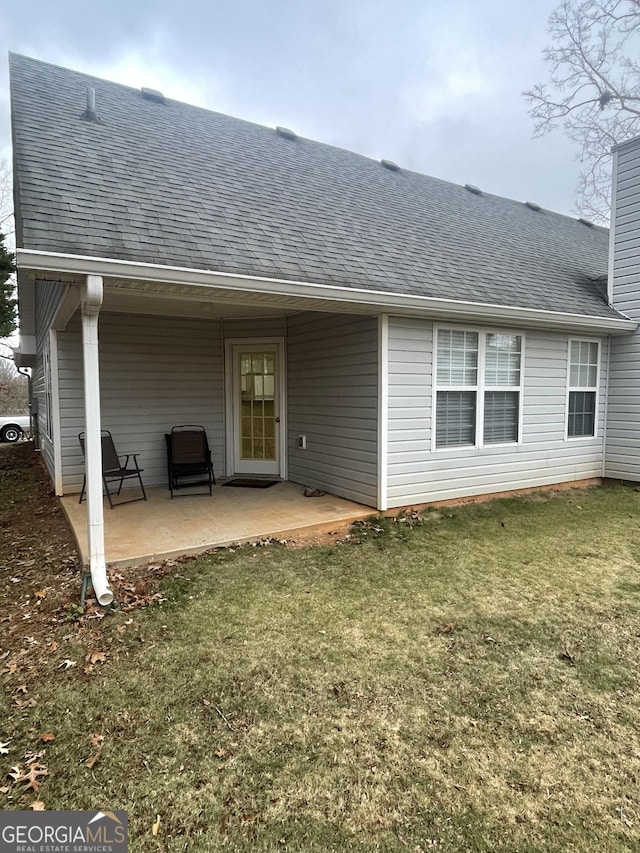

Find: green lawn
3;484;640;851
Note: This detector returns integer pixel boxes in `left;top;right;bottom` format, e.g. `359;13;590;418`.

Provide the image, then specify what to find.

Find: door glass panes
240;352;276;460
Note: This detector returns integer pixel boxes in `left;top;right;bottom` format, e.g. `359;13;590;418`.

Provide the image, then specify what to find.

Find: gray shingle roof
10;53;620;320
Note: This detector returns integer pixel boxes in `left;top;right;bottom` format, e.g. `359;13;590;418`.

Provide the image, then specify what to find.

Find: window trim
432;324;525;452
565;337;600;441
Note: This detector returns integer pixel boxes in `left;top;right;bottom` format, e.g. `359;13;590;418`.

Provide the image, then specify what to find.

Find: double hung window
435;328;523;449
567;340;599;439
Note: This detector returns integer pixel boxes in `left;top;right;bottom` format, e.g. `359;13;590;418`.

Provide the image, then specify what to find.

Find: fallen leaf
8;767;21;783
47;641;59;653
0;785;10;794
58;659;76;670
10;763;48;792
85;750;102;770
90;734;104;748
437;623;455;634
1;663;17;676
0;742;10;755
152;815;161;837
14;685;28;695
116;625;127;635
215;748;229;759
85;651;107;665
31;801;45;810
34;590;47;600
39;733;55;743
559;650;575;665
15;698;37;709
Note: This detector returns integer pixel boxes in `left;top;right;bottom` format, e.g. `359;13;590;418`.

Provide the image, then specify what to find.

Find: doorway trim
224;337;287;480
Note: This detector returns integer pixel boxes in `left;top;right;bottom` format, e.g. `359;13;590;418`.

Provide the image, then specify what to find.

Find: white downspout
81;274;113;606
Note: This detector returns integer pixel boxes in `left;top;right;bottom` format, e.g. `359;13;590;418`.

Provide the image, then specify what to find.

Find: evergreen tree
0;231;16;339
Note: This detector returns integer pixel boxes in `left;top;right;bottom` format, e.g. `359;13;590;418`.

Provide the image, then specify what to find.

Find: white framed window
566;339;599;439
434;327;524;450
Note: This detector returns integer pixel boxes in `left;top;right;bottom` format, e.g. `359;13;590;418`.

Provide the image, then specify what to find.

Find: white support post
81;274;113;606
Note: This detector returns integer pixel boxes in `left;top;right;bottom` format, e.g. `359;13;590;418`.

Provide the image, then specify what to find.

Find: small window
434;328;523;449
567;340;599;438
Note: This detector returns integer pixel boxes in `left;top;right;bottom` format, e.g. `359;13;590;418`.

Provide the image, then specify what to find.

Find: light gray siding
33;279;65;480
287;312;378;506
222;317;286;338
387;318;607;506
58;312;224;492
605;137;640;480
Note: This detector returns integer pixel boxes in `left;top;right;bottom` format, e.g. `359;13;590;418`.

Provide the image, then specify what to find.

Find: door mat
223;478;280;488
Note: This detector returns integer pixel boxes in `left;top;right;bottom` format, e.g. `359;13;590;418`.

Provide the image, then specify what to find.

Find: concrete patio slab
60;482;373;568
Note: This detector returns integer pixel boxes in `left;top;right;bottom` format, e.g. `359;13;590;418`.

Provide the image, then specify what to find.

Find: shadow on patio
60;482;373;568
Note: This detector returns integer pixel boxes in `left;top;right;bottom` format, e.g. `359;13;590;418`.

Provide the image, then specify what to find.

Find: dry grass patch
2;476;640;851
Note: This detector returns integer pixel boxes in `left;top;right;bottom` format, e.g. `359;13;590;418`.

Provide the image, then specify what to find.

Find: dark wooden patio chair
79;430;147;508
165;425;215;498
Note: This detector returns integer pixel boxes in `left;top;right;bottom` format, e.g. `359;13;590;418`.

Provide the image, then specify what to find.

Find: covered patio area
61;482;372;568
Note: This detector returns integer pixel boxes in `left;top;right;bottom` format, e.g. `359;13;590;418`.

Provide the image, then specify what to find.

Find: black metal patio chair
78;430;147;508
165;425;215;498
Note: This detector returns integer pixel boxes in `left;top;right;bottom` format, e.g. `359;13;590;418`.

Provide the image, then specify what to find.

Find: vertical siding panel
287;312;378;506
387;320;606;506
605;138;640;480
58;312;224;492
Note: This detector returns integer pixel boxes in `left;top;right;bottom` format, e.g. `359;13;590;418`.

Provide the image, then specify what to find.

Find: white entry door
227;340;285;477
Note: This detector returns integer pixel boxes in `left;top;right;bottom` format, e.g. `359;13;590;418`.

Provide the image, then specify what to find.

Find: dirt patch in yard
0;445;179;671
0;443;80;640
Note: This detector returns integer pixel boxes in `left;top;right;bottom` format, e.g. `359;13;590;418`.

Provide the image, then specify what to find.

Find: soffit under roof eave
16;248;637;336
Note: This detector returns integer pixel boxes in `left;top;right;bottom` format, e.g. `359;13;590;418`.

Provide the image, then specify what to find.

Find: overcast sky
0;0;586;218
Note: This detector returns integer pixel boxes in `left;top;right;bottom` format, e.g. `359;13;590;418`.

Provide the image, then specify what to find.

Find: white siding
287;312;378;506
605;137;640;480
387;318;607;506
58;312;224;492
33;279;65;480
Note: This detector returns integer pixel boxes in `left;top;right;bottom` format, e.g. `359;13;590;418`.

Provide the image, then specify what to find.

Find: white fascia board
17;248;638;335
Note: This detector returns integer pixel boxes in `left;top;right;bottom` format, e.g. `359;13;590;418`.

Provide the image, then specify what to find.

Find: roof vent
81;86;101;123
578;217;594;227
525;200;541;211
381;159;400;172
276;126;297;140
141;87;166;104
464;183;482;195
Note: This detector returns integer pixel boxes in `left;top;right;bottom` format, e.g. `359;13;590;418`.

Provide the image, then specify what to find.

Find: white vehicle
0;415;30;443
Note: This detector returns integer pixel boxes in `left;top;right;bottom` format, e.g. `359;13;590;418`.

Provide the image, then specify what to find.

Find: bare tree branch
525;0;640;222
